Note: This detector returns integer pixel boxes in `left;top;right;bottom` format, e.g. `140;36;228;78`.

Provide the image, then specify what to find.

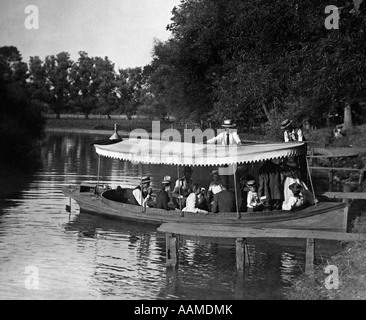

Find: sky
0;0;181;69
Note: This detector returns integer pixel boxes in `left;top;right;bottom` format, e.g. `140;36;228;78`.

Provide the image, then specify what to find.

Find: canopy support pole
140;164;145;213
306;156;318;205
96;155;101;194
233;163;241;219
177;166;182;212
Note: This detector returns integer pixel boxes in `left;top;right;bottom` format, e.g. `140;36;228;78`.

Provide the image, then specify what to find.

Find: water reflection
0;132;342;300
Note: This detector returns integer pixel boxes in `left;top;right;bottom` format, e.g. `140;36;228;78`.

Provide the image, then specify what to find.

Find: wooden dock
158;224;366;275
158;192;366;275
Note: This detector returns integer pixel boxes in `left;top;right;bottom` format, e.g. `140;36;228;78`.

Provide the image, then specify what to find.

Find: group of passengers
113;118;312;213
123;166;236;213
242;157;315;212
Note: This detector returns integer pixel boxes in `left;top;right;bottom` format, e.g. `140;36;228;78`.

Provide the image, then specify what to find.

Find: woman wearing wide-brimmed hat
282;182;306;211
280;119;305;142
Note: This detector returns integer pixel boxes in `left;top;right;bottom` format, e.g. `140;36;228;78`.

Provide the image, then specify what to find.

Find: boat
62;135;348;232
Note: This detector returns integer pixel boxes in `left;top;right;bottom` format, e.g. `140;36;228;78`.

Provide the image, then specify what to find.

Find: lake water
0;132;342;300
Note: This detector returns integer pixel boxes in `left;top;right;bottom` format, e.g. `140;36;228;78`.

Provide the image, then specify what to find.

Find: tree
28;56;49;109
44;52;73;118
70;52;100;119
148;0;366;132
94;56;118;117
0;46;44;161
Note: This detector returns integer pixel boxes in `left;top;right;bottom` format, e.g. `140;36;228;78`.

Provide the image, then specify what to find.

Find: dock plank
323;192;366;200
157;223;366;241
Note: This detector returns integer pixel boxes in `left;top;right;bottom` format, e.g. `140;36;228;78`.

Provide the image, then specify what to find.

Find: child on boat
282;182;306;211
246;180;263;212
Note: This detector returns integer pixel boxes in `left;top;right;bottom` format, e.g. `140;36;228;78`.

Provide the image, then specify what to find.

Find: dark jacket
155;190;171;210
258;161;283;201
211;190;236;213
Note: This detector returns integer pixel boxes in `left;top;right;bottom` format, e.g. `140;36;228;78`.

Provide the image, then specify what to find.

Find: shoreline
285;197;366;300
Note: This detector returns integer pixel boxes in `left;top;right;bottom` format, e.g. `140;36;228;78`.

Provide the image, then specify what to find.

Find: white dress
282;195;305;211
283;177;315;207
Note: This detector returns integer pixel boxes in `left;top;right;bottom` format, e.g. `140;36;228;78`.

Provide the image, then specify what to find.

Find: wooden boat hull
62;185;348;232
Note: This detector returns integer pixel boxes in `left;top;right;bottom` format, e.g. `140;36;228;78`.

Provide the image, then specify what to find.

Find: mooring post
305;238;315;276
343;198;350;232
236;238;250;272
166;233;178;268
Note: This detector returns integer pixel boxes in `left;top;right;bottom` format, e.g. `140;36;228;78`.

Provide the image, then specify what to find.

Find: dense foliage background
1;0;366;152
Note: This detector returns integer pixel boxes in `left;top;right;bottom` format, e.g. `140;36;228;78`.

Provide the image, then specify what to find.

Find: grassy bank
285;180;366;300
286;213;366;299
45;117;268;141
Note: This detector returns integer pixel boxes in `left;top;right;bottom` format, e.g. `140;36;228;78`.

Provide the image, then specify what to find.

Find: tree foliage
148;0;366;133
0;46;45;161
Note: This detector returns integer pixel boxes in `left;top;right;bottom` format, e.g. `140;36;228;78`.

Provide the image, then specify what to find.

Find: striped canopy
94;139;305;166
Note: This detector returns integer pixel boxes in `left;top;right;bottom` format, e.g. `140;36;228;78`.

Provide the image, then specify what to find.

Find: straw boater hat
222;119;236;128
211;169;219;176
280;119;293;130
162;176;172;184
246;180;257;187
141;176;151;184
289;182;303;193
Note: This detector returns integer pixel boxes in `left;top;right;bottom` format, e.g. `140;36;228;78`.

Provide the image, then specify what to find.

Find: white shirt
282;195;305;211
182;193;207;213
247;191;260;208
207;131;241;145
284;129;304;142
182;193;198;212
132;188;151;206
208;182;226;195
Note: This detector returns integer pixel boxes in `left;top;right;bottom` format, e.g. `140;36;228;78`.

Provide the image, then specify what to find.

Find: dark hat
183;166;193;173
162;175;172;184
141;176;151;183
222;119;236;128
246;180;257;187
280;119;293;130
285;158;298;167
289;182;303;192
211;169;219;176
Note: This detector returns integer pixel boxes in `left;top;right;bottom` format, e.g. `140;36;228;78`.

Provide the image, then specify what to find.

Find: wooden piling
236;238;250;272
305;238;315;276
166;233;178;268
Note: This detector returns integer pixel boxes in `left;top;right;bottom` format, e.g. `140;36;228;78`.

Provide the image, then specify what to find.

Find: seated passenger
131;176;154;207
197;187;209;211
282;182;306;211
182;183;208;214
211;189;236;213
246;180;263;212
172;166;193;209
206;170;226;206
155;176;173;210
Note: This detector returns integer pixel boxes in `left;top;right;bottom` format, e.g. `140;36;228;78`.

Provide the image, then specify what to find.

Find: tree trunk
261;101;273;124
343;102;354;131
84;113;89;120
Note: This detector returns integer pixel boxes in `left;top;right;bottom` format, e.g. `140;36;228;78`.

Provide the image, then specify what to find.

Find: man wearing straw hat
207;119;242;145
131;176;153;207
280;119;305;142
155;176;173;210
207;119;242;190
